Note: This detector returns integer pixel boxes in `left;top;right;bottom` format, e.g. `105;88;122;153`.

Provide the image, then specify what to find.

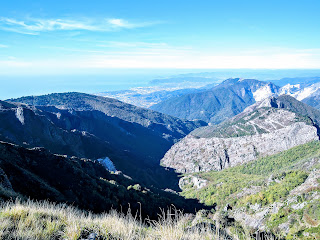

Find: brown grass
0;200;227;240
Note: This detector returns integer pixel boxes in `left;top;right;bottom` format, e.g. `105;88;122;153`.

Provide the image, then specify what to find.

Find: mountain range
150;78;279;124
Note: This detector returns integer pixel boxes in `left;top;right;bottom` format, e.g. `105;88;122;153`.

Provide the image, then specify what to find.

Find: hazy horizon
2;68;320;100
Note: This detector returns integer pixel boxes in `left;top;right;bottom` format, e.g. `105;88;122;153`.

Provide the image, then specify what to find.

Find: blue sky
1;0;320;75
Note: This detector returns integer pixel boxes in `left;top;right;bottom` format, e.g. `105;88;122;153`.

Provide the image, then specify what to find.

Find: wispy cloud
0;17;159;35
0;44;8;48
40;41;193;56
106;18;155;28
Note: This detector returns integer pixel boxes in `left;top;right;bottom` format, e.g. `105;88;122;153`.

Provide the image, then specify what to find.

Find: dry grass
0;200;226;240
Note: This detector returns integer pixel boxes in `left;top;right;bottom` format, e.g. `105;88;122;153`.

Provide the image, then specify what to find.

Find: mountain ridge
5;93;206;189
161;95;320;173
150;78;279;124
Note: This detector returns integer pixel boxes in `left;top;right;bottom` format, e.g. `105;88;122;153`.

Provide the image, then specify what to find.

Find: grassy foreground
0;200;227;240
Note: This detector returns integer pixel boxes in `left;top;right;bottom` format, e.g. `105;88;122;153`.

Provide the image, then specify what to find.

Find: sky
0;0;320;76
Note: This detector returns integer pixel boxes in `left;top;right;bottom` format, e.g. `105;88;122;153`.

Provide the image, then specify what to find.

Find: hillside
180;141;320;239
5;93;205;189
0;200;235;240
193;95;320;138
161;96;320;173
0;140;204;219
150;78;279;124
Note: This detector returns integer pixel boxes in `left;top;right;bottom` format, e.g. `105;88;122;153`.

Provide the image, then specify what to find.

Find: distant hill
97;87;205;108
149;76;218;85
151;78;279;124
270;76;320;87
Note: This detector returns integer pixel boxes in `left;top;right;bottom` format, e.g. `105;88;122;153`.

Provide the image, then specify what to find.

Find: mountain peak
221;78;244;85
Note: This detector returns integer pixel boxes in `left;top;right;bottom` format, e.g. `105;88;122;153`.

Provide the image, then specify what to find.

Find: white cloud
0;17;158;34
106;18;157;29
108;19;130;28
1;50;320;74
0;44;8;48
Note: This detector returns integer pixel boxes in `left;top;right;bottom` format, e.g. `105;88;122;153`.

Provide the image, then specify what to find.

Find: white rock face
56;112;61;119
161;121;318;173
15;107;25;125
97;157;117;172
233;207;269;230
279;83;320;101
253;83;279;102
179;176;207;189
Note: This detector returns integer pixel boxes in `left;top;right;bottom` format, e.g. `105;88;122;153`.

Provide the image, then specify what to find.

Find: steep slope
0;141;204;219
161;96;320;173
303;88;320;110
180;141;320;239
150;78;279;124
5;93;205;189
0;100;114;158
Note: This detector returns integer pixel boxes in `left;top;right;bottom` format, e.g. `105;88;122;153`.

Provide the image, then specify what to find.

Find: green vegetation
181;141;320;239
182;141;320;208
182;171;264;207
243;171;308;206
229;140;320;176
265;199;320;239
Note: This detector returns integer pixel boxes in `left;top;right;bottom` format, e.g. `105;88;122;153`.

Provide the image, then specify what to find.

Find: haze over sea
2;68;320;100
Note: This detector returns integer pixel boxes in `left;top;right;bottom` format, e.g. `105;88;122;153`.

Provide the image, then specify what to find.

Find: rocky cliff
161;96;320;173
